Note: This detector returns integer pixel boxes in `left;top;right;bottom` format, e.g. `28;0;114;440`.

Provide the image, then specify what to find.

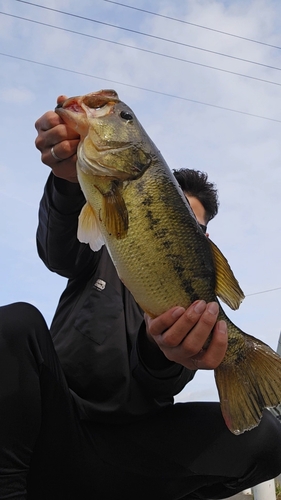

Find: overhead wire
104;0;281;51
2;51;281;124
2;2;281;123
246;287;281;297
13;0;281;73
1;11;281;90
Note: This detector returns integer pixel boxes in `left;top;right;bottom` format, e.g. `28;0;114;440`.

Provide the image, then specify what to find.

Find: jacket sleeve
131;321;196;398
36;174;98;279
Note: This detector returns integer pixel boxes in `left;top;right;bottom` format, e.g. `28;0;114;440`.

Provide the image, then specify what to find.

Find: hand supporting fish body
56;89;281;435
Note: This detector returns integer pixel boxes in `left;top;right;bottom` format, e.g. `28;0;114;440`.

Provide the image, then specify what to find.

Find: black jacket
36;174;195;423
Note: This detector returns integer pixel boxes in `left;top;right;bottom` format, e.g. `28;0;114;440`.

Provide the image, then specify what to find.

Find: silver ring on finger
51;146;63;162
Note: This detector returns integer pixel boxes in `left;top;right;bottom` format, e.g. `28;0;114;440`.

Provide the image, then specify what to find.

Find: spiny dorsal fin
78;202;104;251
209;239;245;310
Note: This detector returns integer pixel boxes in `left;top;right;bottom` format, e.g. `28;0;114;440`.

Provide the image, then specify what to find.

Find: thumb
57;94;68;105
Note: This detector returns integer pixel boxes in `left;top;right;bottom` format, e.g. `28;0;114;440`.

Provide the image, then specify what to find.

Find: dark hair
173;168;219;223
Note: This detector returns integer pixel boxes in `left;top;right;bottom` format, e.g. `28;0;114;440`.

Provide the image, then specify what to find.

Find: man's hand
35;95;80;183
145;300;227;370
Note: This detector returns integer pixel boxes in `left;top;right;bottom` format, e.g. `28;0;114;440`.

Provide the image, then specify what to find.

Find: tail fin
215;333;281;435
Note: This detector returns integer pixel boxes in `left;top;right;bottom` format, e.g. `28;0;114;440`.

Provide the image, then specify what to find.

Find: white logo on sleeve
94;279;106;291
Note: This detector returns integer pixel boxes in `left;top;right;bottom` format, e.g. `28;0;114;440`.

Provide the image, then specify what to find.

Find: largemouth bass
56;89;281;434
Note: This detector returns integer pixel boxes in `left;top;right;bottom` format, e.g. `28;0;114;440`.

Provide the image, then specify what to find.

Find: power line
2;12;281;89
246;286;281;297
104;0;281;51
13;0;281;73
1;51;281;124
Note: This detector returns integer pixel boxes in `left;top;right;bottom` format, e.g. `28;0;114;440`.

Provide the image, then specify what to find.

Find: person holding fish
1;91;281;500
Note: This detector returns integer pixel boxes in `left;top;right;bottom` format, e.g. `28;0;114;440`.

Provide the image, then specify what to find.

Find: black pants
1;302;281;500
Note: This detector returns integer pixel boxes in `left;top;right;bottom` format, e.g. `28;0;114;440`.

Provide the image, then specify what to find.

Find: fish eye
120;111;133;121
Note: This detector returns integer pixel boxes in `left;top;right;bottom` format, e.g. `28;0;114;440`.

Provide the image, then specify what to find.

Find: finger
57;94;68;105
165;318;227;369
190;320;228;370
35;122;80;164
146;306;186;337
35;111;63;133
45;139;79;183
36;123;80;148
161;300;217;348
204;319;228;362
47;138;80;164
179;301;220;351
154;301;219;364
34;96;68;132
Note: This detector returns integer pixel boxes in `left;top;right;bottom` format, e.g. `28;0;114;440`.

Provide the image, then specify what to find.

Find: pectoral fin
209;239;245;310
96;180;128;239
78;202;105;251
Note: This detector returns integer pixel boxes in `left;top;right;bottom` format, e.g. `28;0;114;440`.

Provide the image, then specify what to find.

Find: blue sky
1;0;281;402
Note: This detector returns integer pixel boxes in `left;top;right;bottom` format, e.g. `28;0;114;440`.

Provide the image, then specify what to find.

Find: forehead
184;194;207;225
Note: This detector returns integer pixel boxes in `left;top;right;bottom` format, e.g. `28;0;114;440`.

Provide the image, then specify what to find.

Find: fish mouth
56;89;120;116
